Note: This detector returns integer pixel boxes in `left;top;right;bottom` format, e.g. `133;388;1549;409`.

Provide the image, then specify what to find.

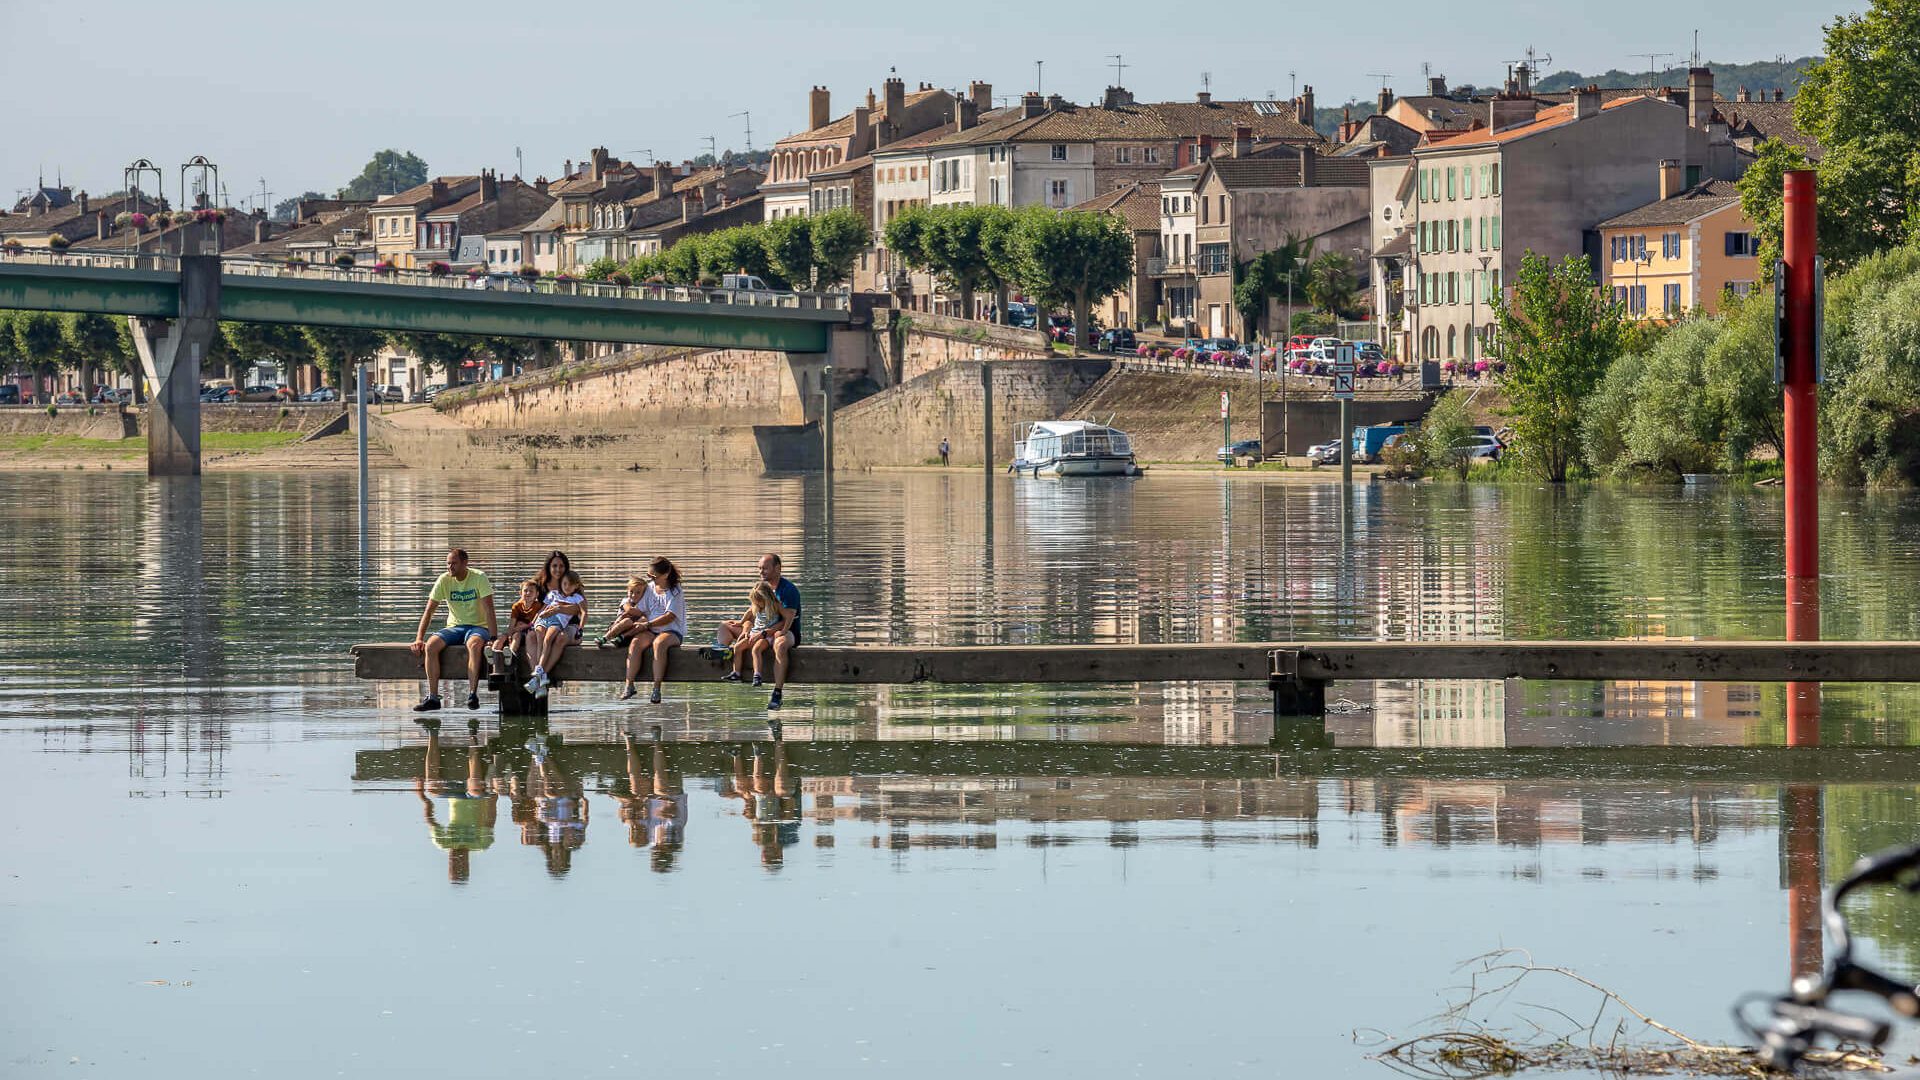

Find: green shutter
1492;216;1502;249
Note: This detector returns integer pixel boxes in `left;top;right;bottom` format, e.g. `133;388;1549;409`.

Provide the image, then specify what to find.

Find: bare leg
772;633;793;691
751;637;768;679
650;633;676;692
464;634;487;697
424;635;447;699
623;631;657;692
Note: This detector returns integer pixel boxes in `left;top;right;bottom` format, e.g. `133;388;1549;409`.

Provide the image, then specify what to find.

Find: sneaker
413;696;443;712
595;637;612;649
721;671;742;683
702;644;733;662
534;681;549;700
649;687;662;705
767;689;783;711
617;685;636;701
751;673;763;688
466;692;480;711
523;670;545;695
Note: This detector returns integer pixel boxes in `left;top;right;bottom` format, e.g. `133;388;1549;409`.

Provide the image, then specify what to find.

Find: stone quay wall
833;359;1111;468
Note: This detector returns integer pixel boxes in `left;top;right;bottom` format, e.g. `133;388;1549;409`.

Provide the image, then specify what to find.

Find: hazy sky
3;0;1850;212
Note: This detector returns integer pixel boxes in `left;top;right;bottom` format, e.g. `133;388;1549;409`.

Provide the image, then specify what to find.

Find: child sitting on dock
724;582;787;687
495;580;543;663
523;571;586;698
596;577;647;649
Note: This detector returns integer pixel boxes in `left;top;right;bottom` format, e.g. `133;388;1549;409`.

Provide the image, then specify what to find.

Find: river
2;470;1917;1077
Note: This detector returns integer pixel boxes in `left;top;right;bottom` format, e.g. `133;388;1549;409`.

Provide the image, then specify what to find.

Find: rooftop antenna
515;146;524;179
731;110;754;154
256;178;271;215
1202;71;1213;96
1691;29;1700;69
1289;70;1297;100
701;135;718;163
1634;51;1674;89
1366;72;1395;93
1109;54;1127;87
626;149;654;166
1035;60;1044;95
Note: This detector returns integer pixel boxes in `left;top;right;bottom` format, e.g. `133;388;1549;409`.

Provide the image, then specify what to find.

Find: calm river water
3;470;1918;1078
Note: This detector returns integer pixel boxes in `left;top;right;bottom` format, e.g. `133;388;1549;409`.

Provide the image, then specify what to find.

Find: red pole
1783;784;1825;979
1782;170;1820;748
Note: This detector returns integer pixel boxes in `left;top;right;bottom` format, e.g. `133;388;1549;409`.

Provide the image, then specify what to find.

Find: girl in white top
620;557;688;704
523;570;585;699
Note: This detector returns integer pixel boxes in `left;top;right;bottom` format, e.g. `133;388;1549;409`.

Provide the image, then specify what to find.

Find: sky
2;0;1853;213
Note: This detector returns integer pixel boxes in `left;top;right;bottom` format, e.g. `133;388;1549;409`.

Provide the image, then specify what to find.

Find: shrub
333;254;355;268
608;271;632;286
46;404;58;417
1414;388;1479;479
428;261;451;276
518;265;540;280
48;235;69;249
113;211;133;228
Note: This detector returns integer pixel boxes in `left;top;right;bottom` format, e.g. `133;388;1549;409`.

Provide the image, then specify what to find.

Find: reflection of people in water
614;731;688;871
520;733;588;877
415;721;500;883
720;742;801;870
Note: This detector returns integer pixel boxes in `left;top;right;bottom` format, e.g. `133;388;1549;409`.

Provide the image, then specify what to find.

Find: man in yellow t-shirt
410;547;498;713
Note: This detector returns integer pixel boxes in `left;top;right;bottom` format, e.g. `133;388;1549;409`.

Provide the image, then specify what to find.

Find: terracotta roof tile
1072;181;1161;232
1421;95;1655;150
775;88;949;146
1595;180;1743;229
371;176;480;210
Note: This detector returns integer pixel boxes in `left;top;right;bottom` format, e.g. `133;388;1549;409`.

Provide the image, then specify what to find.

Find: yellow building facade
1597;172;1761;320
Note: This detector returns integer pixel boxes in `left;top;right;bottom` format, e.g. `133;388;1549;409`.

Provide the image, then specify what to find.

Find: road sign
1333;344;1355;400
1219;390;1229;418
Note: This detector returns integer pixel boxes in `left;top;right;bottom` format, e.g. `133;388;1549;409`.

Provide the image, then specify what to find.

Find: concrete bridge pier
130;253;221;477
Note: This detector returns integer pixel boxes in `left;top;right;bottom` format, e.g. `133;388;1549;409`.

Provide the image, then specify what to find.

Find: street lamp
1632;247;1653;320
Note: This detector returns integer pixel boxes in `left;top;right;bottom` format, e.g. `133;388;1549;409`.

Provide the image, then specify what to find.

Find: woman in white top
620;556;689;704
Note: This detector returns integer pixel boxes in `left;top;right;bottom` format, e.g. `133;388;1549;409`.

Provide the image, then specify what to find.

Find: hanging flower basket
518;265;541;280
2;239;22;253
286;257;308;270
554;273;576;284
333;254;356;269
466;266;485;278
428;261;451;276
372;261;396;275
48;235;70;249
1473;359;1491;375
608;271;631;286
193;209;226;224
113;211;133;228
1440;359;1457;373
128;212;149;230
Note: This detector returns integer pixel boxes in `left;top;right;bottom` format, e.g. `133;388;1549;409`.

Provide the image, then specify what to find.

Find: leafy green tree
1703;293;1784;464
388;331;475;381
923;205;1011;319
763;215;816;288
1820;269;1920;485
1491;252;1626;481
1232;238;1312;341
698;226;781;286
1584;317;1726;477
977;206;1022;320
811;208;871;291
223;323;315;388
64;313;126;396
1304;251;1365;319
272;191;328;222
1413;389;1480;479
13;310;67;400
303;326;386;389
582;257;622;282
1008;208;1135;352
341;150;429;201
880;206;933;273
1738;0;1920;271
658;238;704;285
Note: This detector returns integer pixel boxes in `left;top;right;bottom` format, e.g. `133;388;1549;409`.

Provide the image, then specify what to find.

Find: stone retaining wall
370;411;819;472
434;345;820;430
871;310;1052;385
833;359;1109;468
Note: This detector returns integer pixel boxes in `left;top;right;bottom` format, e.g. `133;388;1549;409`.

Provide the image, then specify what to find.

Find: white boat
1010;420;1139;476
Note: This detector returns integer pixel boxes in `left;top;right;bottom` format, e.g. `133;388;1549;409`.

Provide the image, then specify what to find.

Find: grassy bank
0;431;306;454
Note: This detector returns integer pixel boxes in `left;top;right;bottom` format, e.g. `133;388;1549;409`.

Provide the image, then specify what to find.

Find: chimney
1573;85;1602;119
479;169;498;201
1103;85;1135;109
809;86;832;131
682;188;705;224
1022;91;1045;119
1233;124;1253;158
1428;75;1448;97
1377;86;1395;115
534;176;549;194
1736;86;1751;102
866;88;877;110
883;77;906;121
955;99;978;133
564;159;573;179
430;179;448;202
1516;63;1533;96
1295;84;1315;127
77;191;89;216
96;211;110;240
1196;89;1212;105
1774;88;1785;102
855;104;873;150
1658;159;1683;200
1489;94;1533;131
1687;67;1714;129
1338;110;1359;144
1298;145;1317;187
654;161;674;192
970;81;993;114
589;147;610;182
254;217;271;244
1046;93;1067;113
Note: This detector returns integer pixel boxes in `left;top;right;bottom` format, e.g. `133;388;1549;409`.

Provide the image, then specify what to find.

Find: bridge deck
351;640;1920;685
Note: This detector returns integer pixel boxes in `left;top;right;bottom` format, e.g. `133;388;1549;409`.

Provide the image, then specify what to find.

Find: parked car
0;385;19;405
1216;438;1262;463
375;384;408;403
1355;342;1386;362
1306;439;1342;465
55;391;85;406
1350;423;1407;463
420;383;449;402
90;387;126;404
344;387;388;404
239;384;292;403
719;273;781;293
200;386;236;403
1006;303;1037;329
299;387;338;402
1198;336;1239;354
1451;434;1504;461
1097;328;1137;353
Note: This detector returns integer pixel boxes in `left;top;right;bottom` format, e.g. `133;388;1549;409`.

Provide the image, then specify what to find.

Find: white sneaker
534;682;549;700
523;670;545;694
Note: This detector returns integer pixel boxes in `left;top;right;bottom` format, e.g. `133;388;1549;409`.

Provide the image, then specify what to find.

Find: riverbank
0;430;403;471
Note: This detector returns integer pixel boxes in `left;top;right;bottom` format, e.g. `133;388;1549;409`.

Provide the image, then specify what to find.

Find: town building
367;176;480;269
1072;181;1161;332
0;190;164;249
623;165;766;259
1596;168;1758;318
764;79;960;220
412;170;554;271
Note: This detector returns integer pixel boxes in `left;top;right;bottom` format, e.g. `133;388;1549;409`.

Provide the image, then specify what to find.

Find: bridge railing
0;249;851;311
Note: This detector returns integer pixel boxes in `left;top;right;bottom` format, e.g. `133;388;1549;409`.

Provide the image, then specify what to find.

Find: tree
1820;268;1920;485
1737;0;1920;270
658;238;704;285
63;313;126;396
698;226;780;286
923;205;1009;319
13;311;67;400
272;191;327;223
1582;316;1727;478
1491;252;1626;481
341;150;429;201
763;215;816;288
880;206;933;277
1232;238;1312;341
1413;388;1480;479
224;323;316;388
387;331;475;381
1703;292;1785;464
303;326;386;389
1304;251;1365;319
1008;208;1135;353
811;208;871;291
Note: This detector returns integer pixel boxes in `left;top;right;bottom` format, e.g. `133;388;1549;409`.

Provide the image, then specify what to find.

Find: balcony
1148;257;1193;278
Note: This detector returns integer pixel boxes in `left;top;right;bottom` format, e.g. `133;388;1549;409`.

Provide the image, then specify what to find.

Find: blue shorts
532;615;571;633
435;625;492;647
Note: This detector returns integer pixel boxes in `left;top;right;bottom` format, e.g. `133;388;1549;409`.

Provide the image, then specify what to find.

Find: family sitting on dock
409;547;801;713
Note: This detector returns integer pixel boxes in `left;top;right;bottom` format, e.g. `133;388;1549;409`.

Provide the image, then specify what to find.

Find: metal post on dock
1781;169;1820;748
1334;343;1355;488
356;360;369;555
980;359;994;477
1339;398;1352;487
821;363;835;495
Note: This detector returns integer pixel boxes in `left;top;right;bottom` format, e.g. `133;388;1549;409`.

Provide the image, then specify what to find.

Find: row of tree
0;308;555;398
1233;239;1365;339
580;207;872;294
